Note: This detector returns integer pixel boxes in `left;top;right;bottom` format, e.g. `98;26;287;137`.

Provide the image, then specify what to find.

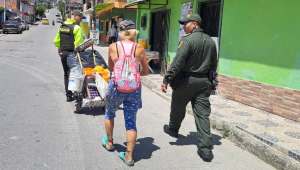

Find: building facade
1;0;32;22
83;0;137;43
127;0;300;122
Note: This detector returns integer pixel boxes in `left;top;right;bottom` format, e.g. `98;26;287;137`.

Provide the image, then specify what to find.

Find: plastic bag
67;49;108;69
95;72;109;99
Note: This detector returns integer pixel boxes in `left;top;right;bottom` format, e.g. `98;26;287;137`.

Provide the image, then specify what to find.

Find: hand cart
74;39;107;113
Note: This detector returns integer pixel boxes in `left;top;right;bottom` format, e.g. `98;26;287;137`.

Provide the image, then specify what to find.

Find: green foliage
57;1;65;15
0;7;4;16
212;124;216;129
222;129;229;139
62;14;66;21
36;4;47;17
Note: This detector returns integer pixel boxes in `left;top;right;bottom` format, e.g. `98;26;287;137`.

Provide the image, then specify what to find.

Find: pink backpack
113;42;141;93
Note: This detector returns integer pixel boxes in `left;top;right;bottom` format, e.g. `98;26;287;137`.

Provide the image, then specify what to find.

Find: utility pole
21;1;24;21
64;0;66;21
4;0;6;22
92;0;95;30
34;0;36;22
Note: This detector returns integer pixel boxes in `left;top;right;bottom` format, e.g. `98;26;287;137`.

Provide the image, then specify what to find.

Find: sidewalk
0;29;2;34
140;73;300;169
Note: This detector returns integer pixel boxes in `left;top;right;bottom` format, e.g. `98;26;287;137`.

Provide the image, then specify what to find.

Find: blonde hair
119;25;139;41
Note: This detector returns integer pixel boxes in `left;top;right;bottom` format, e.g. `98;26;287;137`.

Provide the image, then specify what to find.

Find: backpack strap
119;41;136;56
116;42;119;58
134;44;137;58
119;41;126;55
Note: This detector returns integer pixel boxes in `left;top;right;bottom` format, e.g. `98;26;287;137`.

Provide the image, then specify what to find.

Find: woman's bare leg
125;129;137;162
105;119;114;147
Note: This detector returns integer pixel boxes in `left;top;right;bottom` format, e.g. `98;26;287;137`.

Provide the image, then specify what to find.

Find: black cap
119;20;136;30
179;13;202;25
72;10;86;19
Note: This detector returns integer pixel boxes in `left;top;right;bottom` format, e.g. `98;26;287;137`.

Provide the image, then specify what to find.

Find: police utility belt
169;71;218;90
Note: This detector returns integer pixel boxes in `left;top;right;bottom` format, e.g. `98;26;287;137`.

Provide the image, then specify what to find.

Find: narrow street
0;8;275;170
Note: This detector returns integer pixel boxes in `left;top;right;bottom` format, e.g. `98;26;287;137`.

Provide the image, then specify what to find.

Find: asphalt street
0;8;275;170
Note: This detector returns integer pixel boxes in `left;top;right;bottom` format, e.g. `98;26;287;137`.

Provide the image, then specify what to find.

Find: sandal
119;152;134;166
102;136;115;151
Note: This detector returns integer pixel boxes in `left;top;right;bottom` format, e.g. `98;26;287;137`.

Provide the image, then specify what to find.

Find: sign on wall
179;1;193;41
80;22;89;39
90;30;100;45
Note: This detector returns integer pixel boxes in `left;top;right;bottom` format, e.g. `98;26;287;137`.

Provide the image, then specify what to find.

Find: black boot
197;150;212;161
163;125;178;138
66;96;73;102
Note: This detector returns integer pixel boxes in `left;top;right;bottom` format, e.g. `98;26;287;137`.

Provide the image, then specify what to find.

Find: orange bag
83;66;110;82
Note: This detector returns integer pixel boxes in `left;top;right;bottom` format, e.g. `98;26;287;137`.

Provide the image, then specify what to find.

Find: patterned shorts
105;78;142;131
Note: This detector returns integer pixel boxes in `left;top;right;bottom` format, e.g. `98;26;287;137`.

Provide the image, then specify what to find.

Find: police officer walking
54;10;85;102
161;14;218;160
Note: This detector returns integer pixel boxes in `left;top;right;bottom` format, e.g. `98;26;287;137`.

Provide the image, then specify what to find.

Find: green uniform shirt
163;28;218;84
53;18;83;48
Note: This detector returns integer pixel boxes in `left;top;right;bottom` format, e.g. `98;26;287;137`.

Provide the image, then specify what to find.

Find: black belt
61;49;74;52
183;72;207;78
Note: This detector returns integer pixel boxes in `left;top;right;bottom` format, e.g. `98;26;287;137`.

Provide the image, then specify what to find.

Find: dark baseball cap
179;13;202;25
72;10;86;19
120;20;136;30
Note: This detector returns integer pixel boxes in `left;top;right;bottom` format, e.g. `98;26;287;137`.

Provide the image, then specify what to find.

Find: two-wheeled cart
68;38;107;113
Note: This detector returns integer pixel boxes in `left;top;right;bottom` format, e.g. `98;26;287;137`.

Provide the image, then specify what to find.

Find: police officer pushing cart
161;14;218;160
54;10;86;102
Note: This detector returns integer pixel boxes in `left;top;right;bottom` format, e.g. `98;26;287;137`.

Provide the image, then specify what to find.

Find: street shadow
73;103;124;116
168;132;221;162
74;106;105;116
169;132;222;147
114;137;160;163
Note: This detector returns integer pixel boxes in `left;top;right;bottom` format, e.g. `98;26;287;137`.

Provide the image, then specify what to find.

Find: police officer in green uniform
161;14;218;160
54;10;85;102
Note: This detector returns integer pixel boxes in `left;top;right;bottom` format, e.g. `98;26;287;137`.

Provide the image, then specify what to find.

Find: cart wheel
76;103;81;113
75;93;83;113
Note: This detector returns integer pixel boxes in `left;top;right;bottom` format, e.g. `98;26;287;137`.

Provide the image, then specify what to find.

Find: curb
141;76;300;170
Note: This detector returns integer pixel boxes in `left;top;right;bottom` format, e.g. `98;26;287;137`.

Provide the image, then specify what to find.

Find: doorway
105;20;109;35
197;0;222;56
150;9;170;75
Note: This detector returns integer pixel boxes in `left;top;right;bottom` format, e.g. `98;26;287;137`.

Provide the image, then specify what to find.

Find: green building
126;0;300;122
93;2;137;42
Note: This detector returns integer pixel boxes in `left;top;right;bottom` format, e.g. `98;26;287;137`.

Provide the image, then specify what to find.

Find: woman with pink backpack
102;20;149;166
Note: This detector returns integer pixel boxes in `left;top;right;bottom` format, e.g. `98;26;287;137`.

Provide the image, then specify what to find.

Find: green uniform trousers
169;75;212;153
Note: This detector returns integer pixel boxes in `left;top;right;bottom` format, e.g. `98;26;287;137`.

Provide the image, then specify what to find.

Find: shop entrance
105;20;109;35
198;0;222;56
150;9;170;75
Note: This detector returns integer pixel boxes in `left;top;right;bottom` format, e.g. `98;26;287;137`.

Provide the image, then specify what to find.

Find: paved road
0;8;275;170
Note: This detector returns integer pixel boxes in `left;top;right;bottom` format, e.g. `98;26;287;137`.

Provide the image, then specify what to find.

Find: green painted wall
132;0;198;63
98;9;136;35
219;0;300;90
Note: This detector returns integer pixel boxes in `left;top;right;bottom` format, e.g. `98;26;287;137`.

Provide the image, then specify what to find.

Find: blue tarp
6;9;15;15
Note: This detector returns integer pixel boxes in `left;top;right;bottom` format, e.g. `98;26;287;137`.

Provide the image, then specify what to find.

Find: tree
0;7;4;15
57;1;65;15
57;0;70;21
0;7;4;22
36;4;47;18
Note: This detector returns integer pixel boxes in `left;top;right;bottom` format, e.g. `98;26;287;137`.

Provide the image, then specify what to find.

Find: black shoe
197;150;212;160
163;125;178;138
66;96;73;102
73;92;78;98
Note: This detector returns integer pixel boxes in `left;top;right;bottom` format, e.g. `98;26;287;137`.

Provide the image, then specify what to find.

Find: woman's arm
108;43;116;73
136;44;149;76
